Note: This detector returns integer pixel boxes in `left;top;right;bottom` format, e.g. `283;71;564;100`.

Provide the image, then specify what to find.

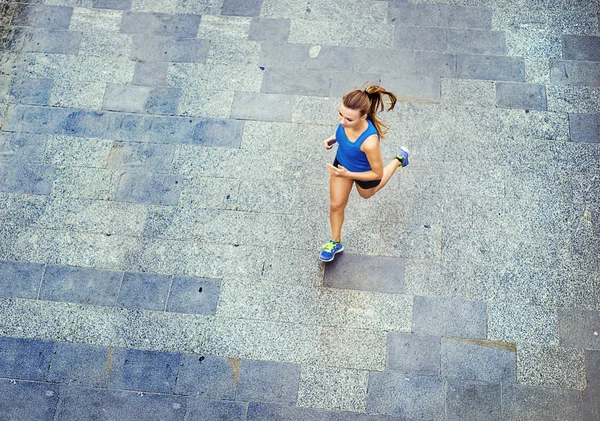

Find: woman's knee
330;200;347;212
357;189;376;199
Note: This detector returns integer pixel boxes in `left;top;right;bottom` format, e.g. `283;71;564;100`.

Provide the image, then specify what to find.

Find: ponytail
342;85;397;139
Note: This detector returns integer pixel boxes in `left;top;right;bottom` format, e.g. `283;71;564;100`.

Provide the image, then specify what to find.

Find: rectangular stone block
441;78;495;107
380;74;441;103
388;3;443;27
306;45;355;71
551;60;600;87
258;41;309;69
93;0;132;9
329;72;381;97
394;26;446;51
120;11;201;37
249;17;290;41
55;386;187;420
47;342;109;387
563;35;600;62
78;33;131;60
414;51;457;78
19;29;82;54
231;92;293;122
109;348;180;393
0;337;53;381
0;162;55;194
40;264;123;306
50;80;106;110
51;167;112;199
583;350;600;421
186;398;248;421
192;119;244;147
0;131;48;164
387;333;440;376
144;86;181;115
166;276;220;315
457;54;525;82
102;84;151;113
569;113;600;142
175;354;236;399
496;82;547;110
412;296;487;338
444;5;492;29
63;110;111;138
107;141;175;172
141;114;196;143
517;344;586;390
501;383;583;420
3;105;69;134
14;5;73;29
0;260;44;299
113;171;182;205
43;135;112;168
353;48;414;74
446;379;501;421
448;29;506;55
323;253;404;294
117;272;171;311
246;403;338;420
366;371;445;419
558;308;600;350
487;302;558;345
8;77;53;105
69;7;122;32
104;112;145;141
0;380;59;421
237;359;300;405
133;61;168;85
130;36;210;62
261;68;330;97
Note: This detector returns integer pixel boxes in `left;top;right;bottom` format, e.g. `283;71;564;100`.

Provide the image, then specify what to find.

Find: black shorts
333;158;381;189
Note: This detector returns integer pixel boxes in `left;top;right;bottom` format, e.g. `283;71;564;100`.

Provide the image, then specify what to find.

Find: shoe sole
398;147;409;167
319;245;344;262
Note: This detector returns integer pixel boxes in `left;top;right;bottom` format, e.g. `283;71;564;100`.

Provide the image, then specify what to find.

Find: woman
319;85;409;262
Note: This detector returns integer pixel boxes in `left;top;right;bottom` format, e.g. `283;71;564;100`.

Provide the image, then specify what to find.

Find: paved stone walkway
0;0;599;419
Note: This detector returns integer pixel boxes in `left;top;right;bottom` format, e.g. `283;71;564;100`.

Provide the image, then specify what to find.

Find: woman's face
338;105;366;129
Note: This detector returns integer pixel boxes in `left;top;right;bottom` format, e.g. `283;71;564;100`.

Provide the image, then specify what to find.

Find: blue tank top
335;119;379;173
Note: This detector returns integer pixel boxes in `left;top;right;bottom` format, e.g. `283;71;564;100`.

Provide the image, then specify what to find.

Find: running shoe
396;147;409;168
319;239;344;262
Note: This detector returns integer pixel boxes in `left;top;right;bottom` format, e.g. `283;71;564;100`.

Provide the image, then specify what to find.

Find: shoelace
321;240;337;252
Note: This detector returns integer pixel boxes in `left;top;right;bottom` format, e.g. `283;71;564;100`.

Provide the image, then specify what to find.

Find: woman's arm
326;135;384;180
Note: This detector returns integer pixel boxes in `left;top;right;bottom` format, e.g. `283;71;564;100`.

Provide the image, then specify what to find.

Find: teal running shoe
396;147;409;168
319;239;344;262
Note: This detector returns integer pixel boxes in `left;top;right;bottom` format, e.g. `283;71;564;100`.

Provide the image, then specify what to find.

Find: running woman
319;85;409;262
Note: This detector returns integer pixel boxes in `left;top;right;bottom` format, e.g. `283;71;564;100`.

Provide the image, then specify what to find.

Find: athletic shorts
333;158;381;189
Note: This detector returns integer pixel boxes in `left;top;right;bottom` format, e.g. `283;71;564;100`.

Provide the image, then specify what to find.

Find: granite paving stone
8;77;53;105
133;61;168;86
558;308;600;350
107;142;175;172
501;383;583;420
388;3;445;27
113;171;182;206
517;344;586;389
16;29;82;54
166;276;220;315
14;5;73;29
237;359;300;405
108;347;180;393
0;260;43;299
456;54;525;82
93;0;132;10
47;342;109;387
569;112;600;142
386;333;440;376
261;68;330;97
49;80;106;110
0;337;53;381
248;17;290;41
221;0;263;17
175;354;236;399
120;11;200;37
583;350;600;421
447;29;506;55
130;36;210;63
496;82;547;110
446;379;501;421
412;296;487;338
231;92;294;122
0;380;59;421
379;75;441;104
562;35;600;62
551;60;600;87
488;302;558;345
247;402;338;421
0;162;55;195
117;272;171;311
445;5;493;29
196;15;252;40
413;51;457;78
185;398;249;421
394;26;446;52
69;7;122;32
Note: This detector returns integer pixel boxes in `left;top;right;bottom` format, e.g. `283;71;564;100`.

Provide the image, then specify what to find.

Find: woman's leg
329;175;354;242
356;157;401;199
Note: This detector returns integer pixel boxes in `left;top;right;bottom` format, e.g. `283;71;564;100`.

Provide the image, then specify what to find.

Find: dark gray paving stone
306;46;355;71
166;276;220;315
186;398;248;421
93;0;132;10
63;110;110;138
394;26;446;52
55;386;187;420
366;371;445;419
456;54;525;82
0;162;55;195
105;112;146;142
323;253;404;294
413;51;456;78
3;105;68;134
496;82;547;111
120;12;200;37
380;74;441;103
249;18;290;42
131;36;209;63
0;132;47;163
444;5;492;29
14;5;73;29
107;142;175;173
354;49;414;74
583;350;600;421
388;3;443;27
501;383;583;420
563;35;600;62
19;29;81;54
47;342;109;387
247;402;338;421
337;414;411;421
446;379;500;421
447;29;505;55
237;359;300;405
558;308;600;350
0;260;43;299
109;348;180;393
192;119;245;147
0;379;59;421
142;115;197;144
329;72;381;97
116;272;171;311
144;87;181;115
551;60;600;87
0;337;53;381
386;333;440;375
39;265;123;307
258;41;309;69
231;92;293;122
440;338;516;383
8;77;52;105
133;61;169;86
569;113;600;143
113;171;182;206
175;354;236;399
412;296;486;338
221;0;263;17
261;68;330;97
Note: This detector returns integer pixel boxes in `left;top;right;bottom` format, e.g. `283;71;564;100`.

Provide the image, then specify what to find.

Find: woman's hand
323;136;336;150
326;163;349;178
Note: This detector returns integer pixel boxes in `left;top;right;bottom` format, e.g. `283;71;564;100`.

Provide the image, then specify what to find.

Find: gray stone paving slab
551;60;600;87
109;347;180;393
248;17;290;41
558;308;600;350
496;82;547;110
0;337;53;381
583;350;600;421
130;36;210;63
0;162;55;194
175;354;236;399
413;51;456;78
563;35;600;62
322;253;404;294
394;26;446;51
47;342;109;387
412;296;487;338
380;74;441;104
237;359;300;405
0;132;47;163
113;171;182;205
262;68;330;97
388;3;444;27
517;344;586;390
93;0;132;9
133;61;168;85
440;78;495;106
186;398;249;421
120;11;200;37
8;77;53;105
231;92;294;122
0;379;59;421
501;383;583;421
448;29;506;55
14;5;73;29
330;72;381;97
117;272;171;311
457;54;525;82
569;113;600;142
386;333;440;376
221;0;262;17
68;7;122;32
353;49;414;75
445;5;493;29
247;402;338;421
0;260;43;299
166;276;220;315
55;386;187;420
446;379;501;421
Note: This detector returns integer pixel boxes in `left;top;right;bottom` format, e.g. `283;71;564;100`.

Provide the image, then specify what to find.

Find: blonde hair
342;85;397;139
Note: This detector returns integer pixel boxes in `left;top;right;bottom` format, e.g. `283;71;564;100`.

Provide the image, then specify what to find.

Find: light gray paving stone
196;15;251;40
488;302;558;345
491;9;548;32
388;3;444;27
305;0;387;24
207;39;261;65
178;177;239;211
353;48;414;75
394;26;446;51
446;379;501;421
292;95;340;124
231;92;294;122
548;11;599;35
517;344;586;390
258;41;311;69
119;11;200;37
133;61;168;86
506;29;562;58
288;19;394;49
221;0;262;17
547;86;600;113
305;45;356;71
261;68;330;97
249;17;290;41
524;57;552;84
42;135;112;167
440;78;495;106
412;296;487;339
387;333;440;376
403;259;469;299
49;80;105;109
107;142;175;173
558;308;600;350
178;89;233;119
79;32;132;58
551;60;600;87
502;382;584;421
380;74;440;104
441;338;516;383
69;7;123;32
297;365;368;412
52;167;113;200
131;36;210;63
496;82;547;110
167;63;262;92
316;326;386;371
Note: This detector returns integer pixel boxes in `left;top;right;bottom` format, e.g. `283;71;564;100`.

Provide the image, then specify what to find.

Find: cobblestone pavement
0;0;599;419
